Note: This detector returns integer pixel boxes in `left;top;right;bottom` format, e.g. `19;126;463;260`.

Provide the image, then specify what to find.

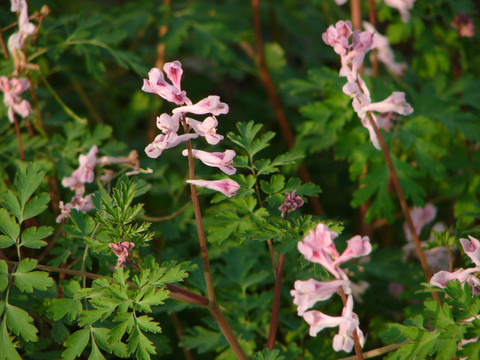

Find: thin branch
13;114;25;160
351;0;362;30
170;312;194;360
139;202;190;222
338;342;414;360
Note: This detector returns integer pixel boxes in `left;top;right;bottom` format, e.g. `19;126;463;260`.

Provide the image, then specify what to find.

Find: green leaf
5;303;38;342
62;328;90;360
136;315;162;334
126;326;156;360
0;261;8;292
136;287;168;313
0;235;15;249
88;339;107;360
13;258;54;293
2;191;21;220
260;174;285;195
48;298;83;322
251;348;286;360
15;164;46;207
228;121;264;153
20;226;53;248
0;320;21;360
0;209;20;241
182;326;224;353
22;193;50;221
93;326;128;357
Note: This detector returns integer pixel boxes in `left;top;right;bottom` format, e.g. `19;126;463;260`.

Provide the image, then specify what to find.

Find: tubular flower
186;179;240;197
62;145;98;192
173;95;229;116
182;149;236;175
383;0;416;23
186;116;224;145
142;66;190;106
291;279;351;315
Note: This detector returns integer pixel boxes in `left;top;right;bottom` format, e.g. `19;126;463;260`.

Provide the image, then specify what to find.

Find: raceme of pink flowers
292;223;371;352
278;190;304;218
142;61;240;197
322;20;414;150
0;76;32;123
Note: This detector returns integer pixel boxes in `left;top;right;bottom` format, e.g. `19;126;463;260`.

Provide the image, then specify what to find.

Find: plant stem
13;114;25;160
184;135;248;359
139;202;190;222
338;341;414;360
266;253;285;349
170;312;194;360
250;0;323;215
185;139;217;303
4;260;210;307
366;114;440;304
351;0;362;30
209;303;248;360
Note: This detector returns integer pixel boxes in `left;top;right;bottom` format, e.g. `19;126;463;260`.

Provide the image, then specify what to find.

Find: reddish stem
351;0;362;30
267;253;285;349
339;289;364;360
13;114;25;160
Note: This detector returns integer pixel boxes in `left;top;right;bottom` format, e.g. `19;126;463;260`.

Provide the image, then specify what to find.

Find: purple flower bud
278;190;304;218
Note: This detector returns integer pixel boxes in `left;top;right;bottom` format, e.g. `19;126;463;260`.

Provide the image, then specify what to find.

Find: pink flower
291;279;351;315
460;236;480;267
186;179;240;197
186;116;224;145
62;145;98;192
0;76;32;123
303;295;364;353
403;203;437;242
303;310;344;337
332;235;372;268
322;21;353;56
333;295;365;353
383;0;416;23
363;22;407;76
430;267;480;293
109;241;135;268
182;149;236;175
142;67;190;106
173;95;229;116
451;13;475;38
8;0;35;50
145;132;198;158
359;92;413;119
163;61;184;90
56;194;94;223
297;223;341;277
156;112;181;134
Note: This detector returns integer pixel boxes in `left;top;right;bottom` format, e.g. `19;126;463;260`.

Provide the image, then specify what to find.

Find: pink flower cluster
322;20;413;150
0;76;32;123
109;241;135;268
430;235;480;295
142;61;240;197
57;147;144;223
291;223;371;353
451;12;475;38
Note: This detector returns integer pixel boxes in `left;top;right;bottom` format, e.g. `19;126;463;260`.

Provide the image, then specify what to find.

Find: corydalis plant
143;61;239;197
291;223;371;353
322;20;413;150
